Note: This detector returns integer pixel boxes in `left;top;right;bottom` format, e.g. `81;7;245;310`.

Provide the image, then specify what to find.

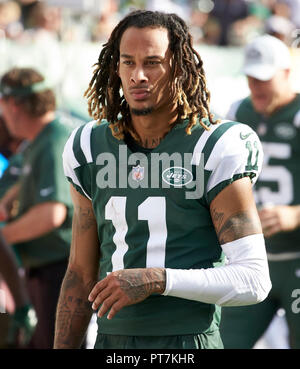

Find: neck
130;104;178;149
264;90;296;117
277;90;297;110
24;111;56;141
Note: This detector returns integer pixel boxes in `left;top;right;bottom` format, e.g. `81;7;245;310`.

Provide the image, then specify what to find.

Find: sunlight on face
247;70;290;115
118;26;175;116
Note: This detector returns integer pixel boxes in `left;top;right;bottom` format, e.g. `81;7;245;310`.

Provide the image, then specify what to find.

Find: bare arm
258;205;300;238
54;185;100;349
0;230;29;308
0;183;20;221
210;177;263;244
2;202;67;244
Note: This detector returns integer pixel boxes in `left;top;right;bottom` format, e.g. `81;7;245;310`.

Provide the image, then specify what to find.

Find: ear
284;68;291;79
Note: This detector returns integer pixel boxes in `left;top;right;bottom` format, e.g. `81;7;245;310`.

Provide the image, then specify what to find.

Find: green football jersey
14;118;74;268
63;118;262;336
228;94;300;258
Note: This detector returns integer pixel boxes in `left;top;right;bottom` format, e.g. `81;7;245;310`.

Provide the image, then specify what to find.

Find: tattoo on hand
117;268;166;302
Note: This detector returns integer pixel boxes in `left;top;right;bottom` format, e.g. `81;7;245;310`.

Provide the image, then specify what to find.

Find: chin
252;100;269;115
131;106;154;116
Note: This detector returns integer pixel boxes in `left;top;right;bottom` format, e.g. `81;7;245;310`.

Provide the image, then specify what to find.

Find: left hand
259;205;300;238
88;268;165;320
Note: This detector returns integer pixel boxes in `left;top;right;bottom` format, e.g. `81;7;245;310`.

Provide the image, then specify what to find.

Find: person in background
0;67;73;349
221;34;300;349
0;230;36;348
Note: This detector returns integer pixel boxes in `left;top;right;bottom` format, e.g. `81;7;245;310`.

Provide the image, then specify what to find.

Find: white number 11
105;196;167;272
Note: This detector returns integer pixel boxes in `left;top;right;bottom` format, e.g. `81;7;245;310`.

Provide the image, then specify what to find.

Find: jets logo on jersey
274;122;297;140
162;167;193;187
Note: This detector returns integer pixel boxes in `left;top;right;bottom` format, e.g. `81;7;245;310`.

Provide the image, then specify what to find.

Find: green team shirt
63;118;262;336
227;94;300;258
14;118;74;269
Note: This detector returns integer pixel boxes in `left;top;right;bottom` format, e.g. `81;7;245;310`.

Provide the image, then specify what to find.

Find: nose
131;66;148;84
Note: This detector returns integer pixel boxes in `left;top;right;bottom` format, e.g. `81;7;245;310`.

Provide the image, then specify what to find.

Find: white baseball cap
265;15;295;37
242;34;291;81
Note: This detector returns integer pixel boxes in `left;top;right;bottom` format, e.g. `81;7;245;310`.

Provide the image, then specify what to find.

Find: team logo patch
257;122;267;136
132;165;144;182
162;167;193;187
274;122;296;140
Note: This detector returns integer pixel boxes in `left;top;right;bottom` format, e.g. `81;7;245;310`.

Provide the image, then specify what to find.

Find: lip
130;89;150;101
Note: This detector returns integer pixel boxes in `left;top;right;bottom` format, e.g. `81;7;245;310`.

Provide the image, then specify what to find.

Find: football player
221;35;300;349
54;10;271;349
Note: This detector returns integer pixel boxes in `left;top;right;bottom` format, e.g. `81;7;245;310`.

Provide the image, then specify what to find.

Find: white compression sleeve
162;234;272;306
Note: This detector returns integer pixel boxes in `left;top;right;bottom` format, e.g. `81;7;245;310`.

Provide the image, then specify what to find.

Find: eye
123;60;134;65
146;60;160;66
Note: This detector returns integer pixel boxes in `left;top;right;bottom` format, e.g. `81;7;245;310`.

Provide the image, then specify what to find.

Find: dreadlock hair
84;10;218;140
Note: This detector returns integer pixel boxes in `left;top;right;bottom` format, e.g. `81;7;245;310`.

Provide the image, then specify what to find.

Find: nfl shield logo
132;165;144;182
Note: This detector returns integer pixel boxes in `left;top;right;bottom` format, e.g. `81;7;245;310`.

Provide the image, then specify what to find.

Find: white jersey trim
62;125;92;200
267;251;300;261
206;124;262;193
190;120;231;166
293;109;300;128
80;120;96;164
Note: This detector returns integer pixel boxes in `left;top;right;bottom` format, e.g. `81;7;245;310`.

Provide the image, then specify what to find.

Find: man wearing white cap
220;35;300;349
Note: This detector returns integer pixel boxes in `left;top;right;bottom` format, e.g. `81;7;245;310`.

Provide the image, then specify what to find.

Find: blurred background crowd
1;0;300;46
1;0;300;122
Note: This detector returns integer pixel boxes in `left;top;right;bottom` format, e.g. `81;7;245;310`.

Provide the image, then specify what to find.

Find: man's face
247;70;288;115
0;97;22;138
118;26;175;116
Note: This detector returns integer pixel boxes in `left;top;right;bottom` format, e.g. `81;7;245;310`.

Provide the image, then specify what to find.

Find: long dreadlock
84;10;218;140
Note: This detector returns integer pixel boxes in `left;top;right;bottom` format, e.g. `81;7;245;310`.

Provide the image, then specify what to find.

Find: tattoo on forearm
117;268;166;302
73;206;96;232
54;270;95;348
211;209;261;244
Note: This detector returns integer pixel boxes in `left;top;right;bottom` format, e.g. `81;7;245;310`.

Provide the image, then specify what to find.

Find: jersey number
245;141;259;171
254;142;293;205
105;196;167;272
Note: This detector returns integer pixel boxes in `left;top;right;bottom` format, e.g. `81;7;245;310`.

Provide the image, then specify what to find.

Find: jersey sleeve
62;121;95;200
193;120;263;205
32;146;70;206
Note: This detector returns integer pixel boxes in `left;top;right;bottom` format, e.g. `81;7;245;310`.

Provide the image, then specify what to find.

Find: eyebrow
120;54;164;60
